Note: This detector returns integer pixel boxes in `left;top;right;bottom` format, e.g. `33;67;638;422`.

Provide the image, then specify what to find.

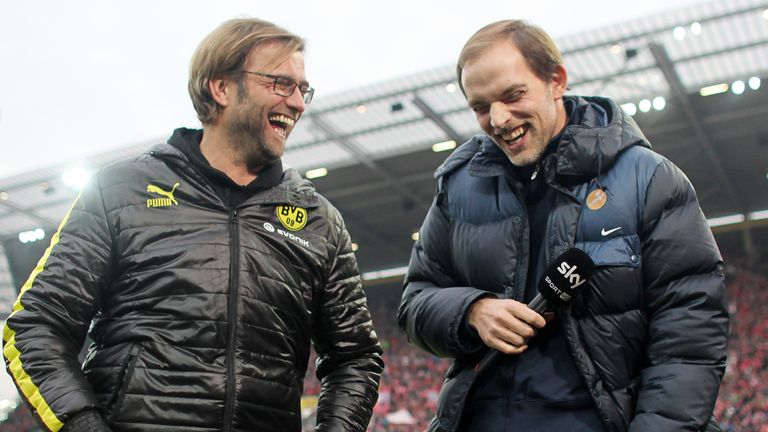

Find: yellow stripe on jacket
3;191;82;432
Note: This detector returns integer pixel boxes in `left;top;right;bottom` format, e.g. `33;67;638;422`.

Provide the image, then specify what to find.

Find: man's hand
468;298;547;355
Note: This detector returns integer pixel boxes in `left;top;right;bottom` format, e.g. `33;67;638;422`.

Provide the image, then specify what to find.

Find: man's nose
285;88;306;115
489;102;511;131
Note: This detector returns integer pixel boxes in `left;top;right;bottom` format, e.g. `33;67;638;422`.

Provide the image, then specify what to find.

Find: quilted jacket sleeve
630;159;729;431
2;176;113;431
313;207;384;432
397;194;491;359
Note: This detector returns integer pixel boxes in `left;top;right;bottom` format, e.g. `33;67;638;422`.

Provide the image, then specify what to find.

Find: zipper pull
530;163;541;180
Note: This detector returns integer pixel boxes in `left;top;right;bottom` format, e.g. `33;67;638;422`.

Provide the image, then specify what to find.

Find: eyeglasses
241;71;315;104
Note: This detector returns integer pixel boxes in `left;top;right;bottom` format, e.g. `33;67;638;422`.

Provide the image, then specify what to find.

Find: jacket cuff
61;410;111;432
456;292;497;353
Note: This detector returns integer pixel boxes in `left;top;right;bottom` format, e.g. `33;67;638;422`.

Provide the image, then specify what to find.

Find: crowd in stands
714;266;768;431
1;265;766;431
300;298;449;431
364;303;448;431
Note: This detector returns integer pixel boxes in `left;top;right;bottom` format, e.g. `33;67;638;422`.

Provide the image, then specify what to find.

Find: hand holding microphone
471;248;595;373
467;297;545;357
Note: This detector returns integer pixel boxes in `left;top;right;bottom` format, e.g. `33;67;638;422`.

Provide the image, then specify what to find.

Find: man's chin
507;153;537;167
506;144;546;167
245;148;282;170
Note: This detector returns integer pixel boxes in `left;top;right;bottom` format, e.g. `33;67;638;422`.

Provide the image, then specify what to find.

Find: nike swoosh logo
601;227;622;236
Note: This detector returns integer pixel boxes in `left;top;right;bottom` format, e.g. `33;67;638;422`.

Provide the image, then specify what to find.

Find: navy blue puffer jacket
398;96;728;432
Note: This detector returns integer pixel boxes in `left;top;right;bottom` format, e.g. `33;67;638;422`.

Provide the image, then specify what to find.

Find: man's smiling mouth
268;113;295;138
500;123;530;143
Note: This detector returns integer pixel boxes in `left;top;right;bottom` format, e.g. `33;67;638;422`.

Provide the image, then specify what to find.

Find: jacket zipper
223;209;239;432
513;181;530;302
108;343;142;420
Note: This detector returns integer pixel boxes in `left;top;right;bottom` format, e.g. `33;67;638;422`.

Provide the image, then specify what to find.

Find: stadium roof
2;0;768;291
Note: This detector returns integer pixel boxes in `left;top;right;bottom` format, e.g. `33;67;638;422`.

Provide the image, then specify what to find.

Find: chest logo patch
276;205;307;231
586;188;607;210
146;182;180;208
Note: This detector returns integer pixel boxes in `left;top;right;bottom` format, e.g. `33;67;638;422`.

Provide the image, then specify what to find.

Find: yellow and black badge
276;205;308;231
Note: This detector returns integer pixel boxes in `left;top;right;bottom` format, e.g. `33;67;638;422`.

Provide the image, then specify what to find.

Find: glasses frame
241;71;314;104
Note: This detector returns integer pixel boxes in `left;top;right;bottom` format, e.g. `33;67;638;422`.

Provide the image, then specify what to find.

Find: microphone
475;248;595;374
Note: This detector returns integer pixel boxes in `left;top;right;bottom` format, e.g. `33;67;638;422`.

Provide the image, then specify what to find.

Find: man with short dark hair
4;18;383;432
398;20;728;432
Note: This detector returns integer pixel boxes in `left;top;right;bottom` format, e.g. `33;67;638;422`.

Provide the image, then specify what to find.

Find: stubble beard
506;94;557;167
507;132;546;167
225;81;283;171
496;123;547;167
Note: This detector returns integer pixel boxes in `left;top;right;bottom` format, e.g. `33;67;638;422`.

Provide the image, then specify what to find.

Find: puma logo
146;182;180;208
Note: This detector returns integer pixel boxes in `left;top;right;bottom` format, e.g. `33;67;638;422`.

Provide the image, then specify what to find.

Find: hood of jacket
148;127;320;208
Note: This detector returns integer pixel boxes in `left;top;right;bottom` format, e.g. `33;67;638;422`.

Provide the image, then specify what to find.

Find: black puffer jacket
398;96;728;432
3;140;383;432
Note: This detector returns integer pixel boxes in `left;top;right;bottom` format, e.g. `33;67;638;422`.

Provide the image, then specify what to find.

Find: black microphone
475;248;595;374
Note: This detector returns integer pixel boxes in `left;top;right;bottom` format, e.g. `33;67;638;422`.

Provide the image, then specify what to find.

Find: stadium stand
714;266;768;432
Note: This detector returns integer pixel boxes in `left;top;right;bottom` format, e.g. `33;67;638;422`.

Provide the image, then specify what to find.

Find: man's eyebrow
467;97;482;107
278;74;309;87
468;83;526;106
500;83;525;96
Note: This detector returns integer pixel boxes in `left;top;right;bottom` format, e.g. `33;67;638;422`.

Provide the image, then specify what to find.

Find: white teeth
501;124;527;142
269;114;295;127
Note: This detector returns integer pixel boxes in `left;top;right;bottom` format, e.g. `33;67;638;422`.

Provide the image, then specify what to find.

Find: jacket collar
253;167;320;208
149;131;320;208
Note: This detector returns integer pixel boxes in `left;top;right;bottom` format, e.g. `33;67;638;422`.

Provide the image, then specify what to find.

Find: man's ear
551;65;568;99
209;77;231;108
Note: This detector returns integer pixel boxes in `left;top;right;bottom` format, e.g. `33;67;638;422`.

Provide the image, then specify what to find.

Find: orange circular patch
586;188;607;210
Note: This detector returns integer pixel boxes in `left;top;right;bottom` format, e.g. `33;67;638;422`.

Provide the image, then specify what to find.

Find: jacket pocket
577;235;640;268
107;342;143;421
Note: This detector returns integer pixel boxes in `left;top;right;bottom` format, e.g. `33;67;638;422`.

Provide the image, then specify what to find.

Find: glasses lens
302;87;314;104
273;77;295;98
